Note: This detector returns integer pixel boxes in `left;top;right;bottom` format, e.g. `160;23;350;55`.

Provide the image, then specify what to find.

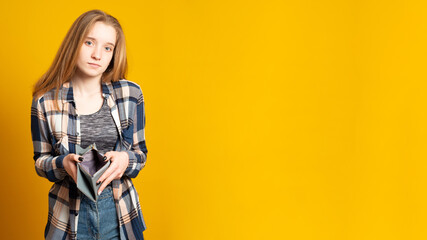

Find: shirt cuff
55;154;67;168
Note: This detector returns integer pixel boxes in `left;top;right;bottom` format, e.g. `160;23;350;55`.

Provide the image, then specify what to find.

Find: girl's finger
98;171;116;195
70;154;82;162
97;161;116;184
103;152;112;162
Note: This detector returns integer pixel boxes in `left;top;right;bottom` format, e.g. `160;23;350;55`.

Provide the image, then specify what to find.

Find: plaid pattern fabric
31;79;148;240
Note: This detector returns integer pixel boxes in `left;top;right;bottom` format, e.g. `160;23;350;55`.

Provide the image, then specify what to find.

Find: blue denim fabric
77;185;120;240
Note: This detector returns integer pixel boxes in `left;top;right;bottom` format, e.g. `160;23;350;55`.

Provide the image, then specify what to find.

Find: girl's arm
123;86;148;178
31;97;68;182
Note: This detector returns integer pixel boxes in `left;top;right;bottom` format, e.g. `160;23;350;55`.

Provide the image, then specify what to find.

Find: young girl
31;9;147;240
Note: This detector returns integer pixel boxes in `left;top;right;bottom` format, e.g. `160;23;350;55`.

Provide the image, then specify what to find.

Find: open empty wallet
76;143;111;202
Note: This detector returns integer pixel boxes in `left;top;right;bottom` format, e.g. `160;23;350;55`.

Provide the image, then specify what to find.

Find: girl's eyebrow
86;36;115;47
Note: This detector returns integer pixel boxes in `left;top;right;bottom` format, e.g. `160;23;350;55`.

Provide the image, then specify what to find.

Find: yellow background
0;0;426;239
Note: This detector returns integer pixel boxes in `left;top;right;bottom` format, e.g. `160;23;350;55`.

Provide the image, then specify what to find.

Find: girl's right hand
63;154;82;183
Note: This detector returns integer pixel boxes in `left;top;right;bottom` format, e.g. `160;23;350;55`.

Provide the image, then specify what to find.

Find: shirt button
77;132;80;136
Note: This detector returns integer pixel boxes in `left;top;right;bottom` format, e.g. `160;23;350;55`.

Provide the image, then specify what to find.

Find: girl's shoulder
111;79;142;90
31;85;66;109
110;79;144;99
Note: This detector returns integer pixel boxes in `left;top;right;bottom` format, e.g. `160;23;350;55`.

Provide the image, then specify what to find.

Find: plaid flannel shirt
31;79;148;239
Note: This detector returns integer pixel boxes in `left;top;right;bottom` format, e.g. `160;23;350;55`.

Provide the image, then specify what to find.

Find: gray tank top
79;98;118;155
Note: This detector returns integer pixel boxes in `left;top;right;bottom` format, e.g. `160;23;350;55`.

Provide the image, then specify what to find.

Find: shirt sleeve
123;87;148;178
31;97;68;182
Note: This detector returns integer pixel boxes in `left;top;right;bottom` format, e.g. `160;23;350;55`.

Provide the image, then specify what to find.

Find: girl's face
75;21;117;80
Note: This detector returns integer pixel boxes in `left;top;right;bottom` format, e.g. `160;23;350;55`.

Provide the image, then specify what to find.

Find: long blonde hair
32;9;128;108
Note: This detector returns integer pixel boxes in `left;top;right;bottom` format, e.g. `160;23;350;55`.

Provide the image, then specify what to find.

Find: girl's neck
71;75;102;97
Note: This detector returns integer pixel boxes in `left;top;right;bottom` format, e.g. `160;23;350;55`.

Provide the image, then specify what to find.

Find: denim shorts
77;185;120;240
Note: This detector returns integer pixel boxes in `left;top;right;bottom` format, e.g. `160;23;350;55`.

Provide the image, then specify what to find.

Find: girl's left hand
97;151;129;195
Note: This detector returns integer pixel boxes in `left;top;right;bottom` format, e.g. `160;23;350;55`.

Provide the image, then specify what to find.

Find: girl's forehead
86;22;116;45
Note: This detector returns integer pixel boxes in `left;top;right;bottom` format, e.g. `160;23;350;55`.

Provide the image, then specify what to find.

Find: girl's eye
105;47;113;51
85;41;93;46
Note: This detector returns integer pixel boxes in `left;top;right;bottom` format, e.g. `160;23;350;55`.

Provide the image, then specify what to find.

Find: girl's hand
97;151;129;195
63;154;82;183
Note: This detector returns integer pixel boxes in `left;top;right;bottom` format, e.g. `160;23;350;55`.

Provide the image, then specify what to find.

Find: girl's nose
92;47;102;60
